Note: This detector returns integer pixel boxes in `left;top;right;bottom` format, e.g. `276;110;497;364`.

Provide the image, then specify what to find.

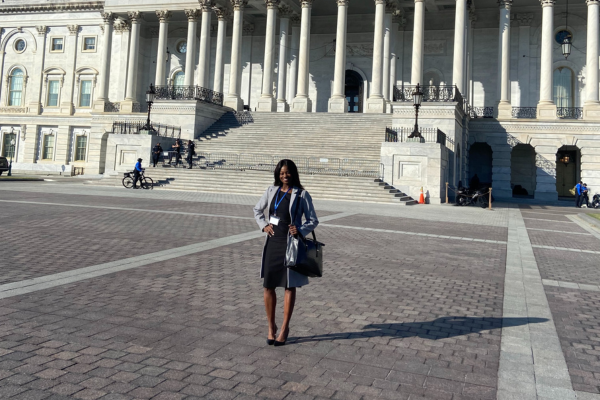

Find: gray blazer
253;186;319;288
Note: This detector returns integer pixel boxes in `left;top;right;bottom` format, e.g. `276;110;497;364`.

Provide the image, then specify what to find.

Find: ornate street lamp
558;153;571;166
408;83;424;138
7;135;15;177
144;84;156;132
562;0;572;59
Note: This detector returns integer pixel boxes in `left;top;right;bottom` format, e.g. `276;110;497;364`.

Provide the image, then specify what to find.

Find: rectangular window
2;133;16;158
8;74;23;106
51;37;64;52
79;80;92;107
75;135;87;161
83;37;96;51
42;134;54;160
47;80;60;107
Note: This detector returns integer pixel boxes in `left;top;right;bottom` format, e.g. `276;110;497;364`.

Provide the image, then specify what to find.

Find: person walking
253;159;319;346
172;139;182;167
152;143;163;167
576;181;583;207
132;158;144;189
186;140;196;169
581;183;590;207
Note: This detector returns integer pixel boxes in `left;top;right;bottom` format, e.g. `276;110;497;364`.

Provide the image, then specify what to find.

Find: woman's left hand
289;225;298;235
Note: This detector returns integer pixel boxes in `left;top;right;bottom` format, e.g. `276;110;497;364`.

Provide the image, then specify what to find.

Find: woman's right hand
263;224;275;237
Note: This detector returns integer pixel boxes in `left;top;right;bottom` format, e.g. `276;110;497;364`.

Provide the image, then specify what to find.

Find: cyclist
132;158;144;189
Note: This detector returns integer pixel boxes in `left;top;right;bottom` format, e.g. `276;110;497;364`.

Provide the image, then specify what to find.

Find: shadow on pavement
291;316;549;343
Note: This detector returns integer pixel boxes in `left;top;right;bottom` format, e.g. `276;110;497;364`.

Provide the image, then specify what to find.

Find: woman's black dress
263;191;292;288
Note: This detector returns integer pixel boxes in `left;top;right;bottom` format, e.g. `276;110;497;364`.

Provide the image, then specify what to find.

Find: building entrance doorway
468;143;493;189
345;70;363;113
556;145;580;197
511;144;537;198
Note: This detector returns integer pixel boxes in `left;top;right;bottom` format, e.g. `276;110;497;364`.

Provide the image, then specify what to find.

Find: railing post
489;188;492;210
446;182;449;204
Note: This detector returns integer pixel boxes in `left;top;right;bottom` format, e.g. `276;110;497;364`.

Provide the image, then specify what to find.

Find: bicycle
122;170;154;190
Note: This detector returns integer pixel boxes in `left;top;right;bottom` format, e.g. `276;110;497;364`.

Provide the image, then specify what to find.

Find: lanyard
274;187;291;213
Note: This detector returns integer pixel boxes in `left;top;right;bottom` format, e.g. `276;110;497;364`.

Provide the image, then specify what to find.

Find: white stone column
94;13;114;111
123;11;142;112
382;3;394;108
497;0;512;118
328;0;349;113
197;0;214;88
257;0;280;112
287;17;301;102
537;0;557;118
411;0;425;86
224;0;247;111
584;0;600;119
466;11;476;105
366;0;386;113
389;13;401;104
291;0;313;112
277;6;292;112
154;10;171;87
516;13;532;108
27;26;48;114
452;0;467;95
184;9;200;87
213;8;228;93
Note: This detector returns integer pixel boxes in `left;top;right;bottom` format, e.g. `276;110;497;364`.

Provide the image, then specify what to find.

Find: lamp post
144;84;156;132
8;138;15;177
562;0;572;59
408;83;424;138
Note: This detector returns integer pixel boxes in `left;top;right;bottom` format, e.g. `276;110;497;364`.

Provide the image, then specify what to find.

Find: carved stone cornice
0;2;103;14
231;0;249;11
156;10;171;23
213;7;230;21
199;0;215;12
498;0;512;9
68;25;80;36
35;25;48;37
301;0;314;7
128;11;143;23
185;9;201;22
516;13;533;25
278;4;294;17
540;0;555;7
265;0;281;9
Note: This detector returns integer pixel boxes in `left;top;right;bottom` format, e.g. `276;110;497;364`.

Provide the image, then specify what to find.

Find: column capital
498;0;512;9
516;13;533;24
127;11;143;23
291;15;301;26
301;0;314;8
587;0;600;6
279;4;294;17
114;19;130;33
155;10;171;23
385;0;396;13
392;10;406;25
68;25;79;35
540;0;555;7
243;24;255;35
185;9;201;21
199;0;215;12
231;0;249;10
336;0;350;6
265;0;281;9
35;25;48;36
101;12;114;24
374;0;386;5
414;0;425;3
213;6;231;21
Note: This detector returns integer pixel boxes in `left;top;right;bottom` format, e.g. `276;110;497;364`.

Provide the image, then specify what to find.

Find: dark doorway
511;144;537;198
468;143;493;189
556;145;580;197
345;70;363;113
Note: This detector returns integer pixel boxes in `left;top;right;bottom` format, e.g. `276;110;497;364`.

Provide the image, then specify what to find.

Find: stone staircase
88;168;416;205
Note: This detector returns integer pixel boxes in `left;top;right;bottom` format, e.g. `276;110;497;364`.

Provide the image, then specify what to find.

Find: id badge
269;215;280;226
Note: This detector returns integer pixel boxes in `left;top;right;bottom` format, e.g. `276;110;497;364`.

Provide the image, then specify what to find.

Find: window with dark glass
75;135;87;161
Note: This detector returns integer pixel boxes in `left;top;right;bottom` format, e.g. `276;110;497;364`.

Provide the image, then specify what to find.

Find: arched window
553;67;573;108
8;69;24;106
173;71;185;87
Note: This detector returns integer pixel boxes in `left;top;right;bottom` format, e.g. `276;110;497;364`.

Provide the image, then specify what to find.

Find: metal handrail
393;85;462;103
557;107;583;119
512;107;537;119
469;106;494;118
154;85;224;106
193;152;383;179
112;121;181;138
385;126;448;146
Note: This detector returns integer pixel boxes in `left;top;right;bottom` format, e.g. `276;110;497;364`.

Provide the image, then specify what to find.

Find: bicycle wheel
477;195;488;208
457;196;468;206
122;176;133;189
141;177;154;190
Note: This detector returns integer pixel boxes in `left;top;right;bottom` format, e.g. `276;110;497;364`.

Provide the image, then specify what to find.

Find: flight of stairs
88;168;417;205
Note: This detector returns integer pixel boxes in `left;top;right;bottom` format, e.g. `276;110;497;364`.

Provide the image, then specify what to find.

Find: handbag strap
292;189;319;243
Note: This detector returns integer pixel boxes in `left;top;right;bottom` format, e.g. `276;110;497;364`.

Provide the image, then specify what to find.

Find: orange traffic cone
418;187;425;204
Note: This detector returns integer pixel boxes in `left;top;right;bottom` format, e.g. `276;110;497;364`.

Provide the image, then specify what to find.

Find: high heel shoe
267;325;278;346
274;328;289;347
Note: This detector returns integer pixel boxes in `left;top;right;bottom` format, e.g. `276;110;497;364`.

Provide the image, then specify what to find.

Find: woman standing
253;160;319;346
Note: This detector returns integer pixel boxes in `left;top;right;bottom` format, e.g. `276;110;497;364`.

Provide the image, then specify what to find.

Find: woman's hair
273;159;304;189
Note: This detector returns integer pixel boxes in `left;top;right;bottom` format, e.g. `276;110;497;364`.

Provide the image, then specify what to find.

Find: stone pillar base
536;103;557;119
256;97;276;112
291;97;312;112
93;100;106;113
385;100;393;114
328;97;348;113
276;101;289;112
223;96;244;112
28;102;41;115
365;97;386;113
497;102;512;119
120;100;139;114
583;103;600;121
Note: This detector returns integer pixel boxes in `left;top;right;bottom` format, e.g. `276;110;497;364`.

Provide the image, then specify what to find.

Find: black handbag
284;190;324;278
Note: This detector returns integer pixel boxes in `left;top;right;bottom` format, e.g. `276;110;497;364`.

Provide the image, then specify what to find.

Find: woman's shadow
290;316;548;343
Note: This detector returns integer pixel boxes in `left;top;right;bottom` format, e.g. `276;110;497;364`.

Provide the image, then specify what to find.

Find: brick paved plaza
1;182;600;400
